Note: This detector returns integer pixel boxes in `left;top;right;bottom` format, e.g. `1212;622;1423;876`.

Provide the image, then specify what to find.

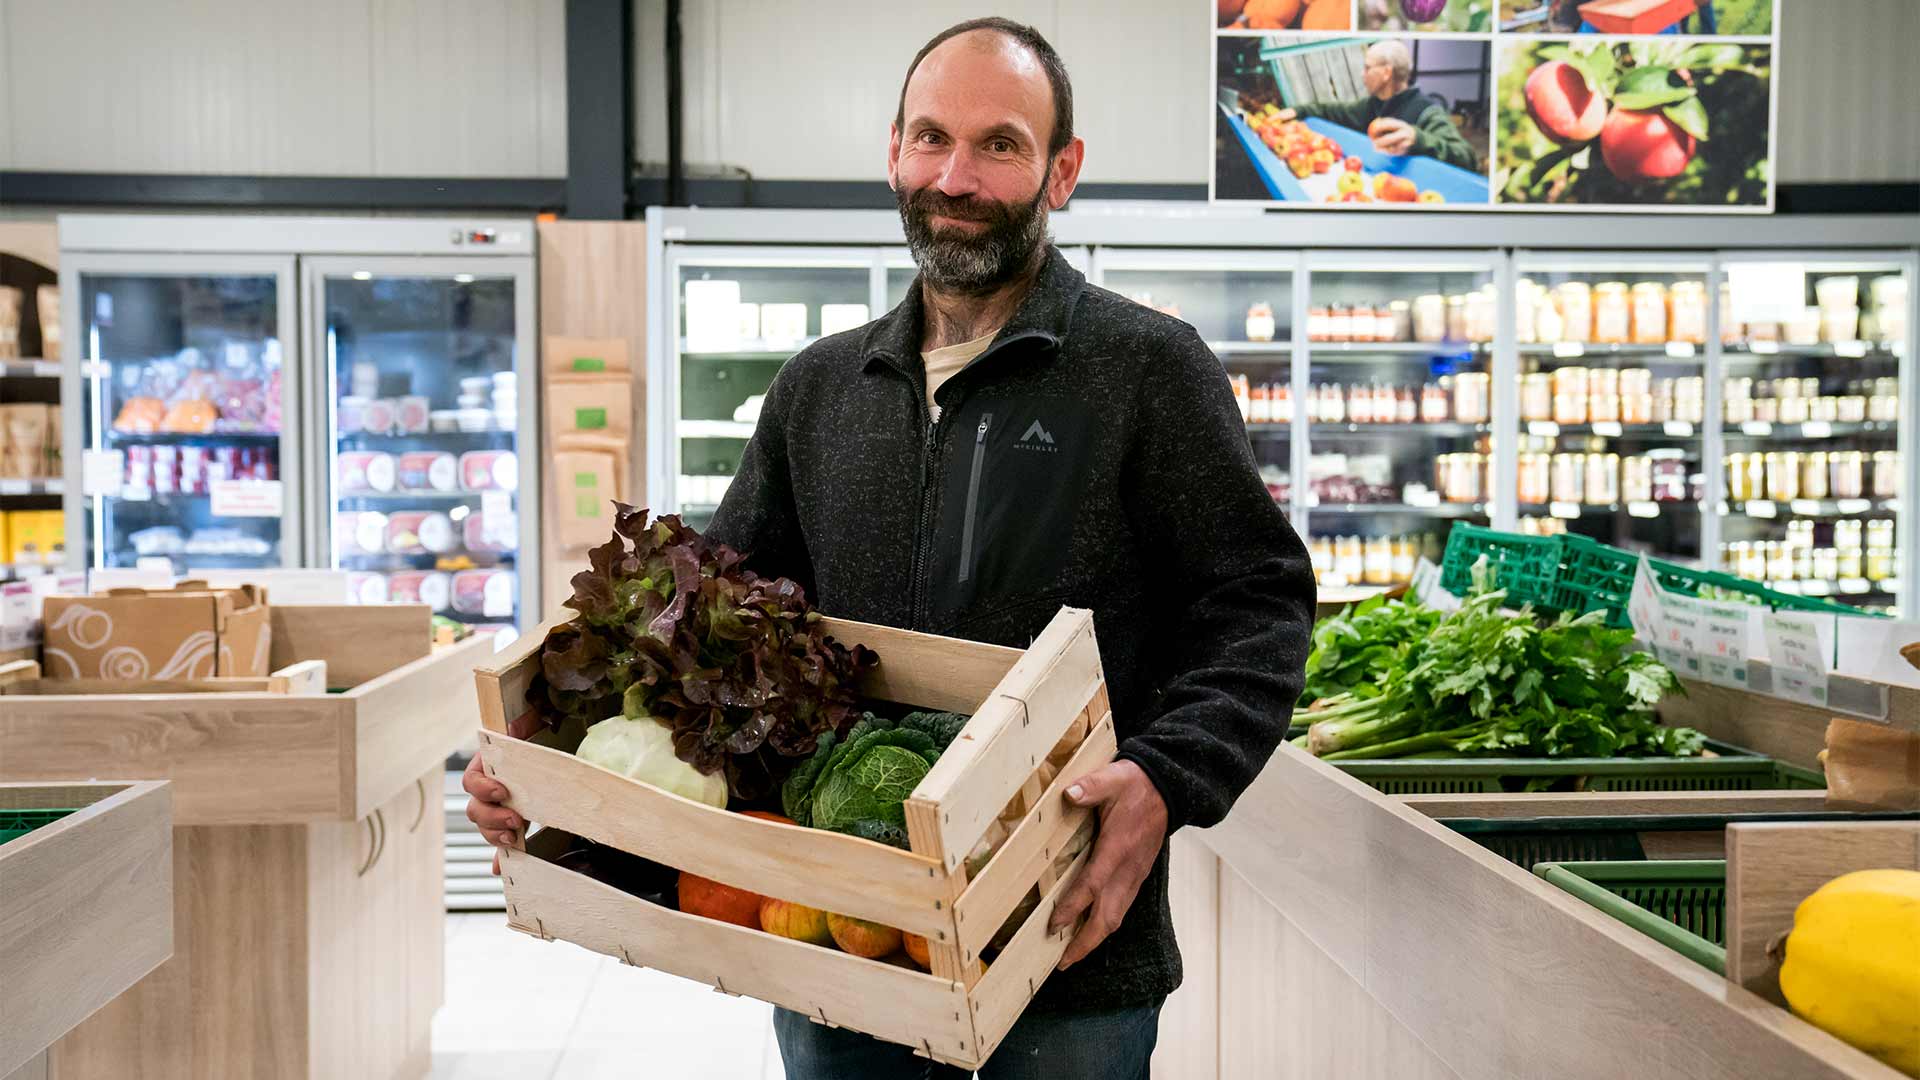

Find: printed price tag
1550;501;1582;520
1800;421;1833;439
1838;578;1871;595
482;490;515;547
1837;498;1873;515
83;449;125;497
1553;342;1586;358
1627;555;1665;645
210;480;284;518
1748;341;1780;354
1798;579;1832;597
1745;500;1777;519
1742;421;1774;436
1405;488;1442;509
1834;341;1869;359
1762;610;1834;708
1664;342;1697;359
1528;421;1561;437
1663;421;1695;437
1660;589;1752;690
1628;500;1660;519
1592;422;1624;437
1789;499;1823;516
0;480;28;496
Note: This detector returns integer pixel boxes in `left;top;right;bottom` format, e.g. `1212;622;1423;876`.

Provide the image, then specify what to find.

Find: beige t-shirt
921;330;998;421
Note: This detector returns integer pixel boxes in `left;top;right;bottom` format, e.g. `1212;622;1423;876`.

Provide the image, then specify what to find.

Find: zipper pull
976;415;991;443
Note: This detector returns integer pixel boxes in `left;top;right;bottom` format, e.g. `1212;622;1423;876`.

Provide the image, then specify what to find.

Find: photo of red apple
1523;60;1607;144
1599;107;1697;181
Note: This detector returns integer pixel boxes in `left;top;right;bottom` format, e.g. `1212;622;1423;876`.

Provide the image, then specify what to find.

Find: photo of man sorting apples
1494;39;1773;206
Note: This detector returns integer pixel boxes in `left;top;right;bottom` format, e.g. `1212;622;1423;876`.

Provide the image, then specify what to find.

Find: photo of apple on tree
1494;41;1771;207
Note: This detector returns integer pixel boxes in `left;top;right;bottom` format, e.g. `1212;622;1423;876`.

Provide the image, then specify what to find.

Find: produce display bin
1440;523;1866;627
1218;106;1490;204
1534;859;1728;974
476;607;1116;1071
1327;739;1824;796
0;781;173;1079
1443;811;1920;869
0;604;474;1080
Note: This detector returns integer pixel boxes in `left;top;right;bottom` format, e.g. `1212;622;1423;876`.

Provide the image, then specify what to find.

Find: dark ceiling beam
564;0;634;219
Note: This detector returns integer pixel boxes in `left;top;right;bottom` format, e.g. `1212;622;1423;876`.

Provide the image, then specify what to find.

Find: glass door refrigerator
304;257;537;635
1090;247;1298;524
59;253;299;575
1510;253;1715;565
1716;253;1915;616
1300;253;1500;592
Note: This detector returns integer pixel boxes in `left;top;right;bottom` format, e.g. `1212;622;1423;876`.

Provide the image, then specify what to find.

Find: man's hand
1370;117;1417;156
464;712;541;875
1049;759;1169;970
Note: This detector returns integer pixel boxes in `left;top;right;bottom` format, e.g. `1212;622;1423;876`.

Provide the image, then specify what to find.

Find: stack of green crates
0;808;76;846
1439;523;1868;629
1333;742;1824;796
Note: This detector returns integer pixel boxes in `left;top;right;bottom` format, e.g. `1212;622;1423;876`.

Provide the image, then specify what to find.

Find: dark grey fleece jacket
707;245;1315;1012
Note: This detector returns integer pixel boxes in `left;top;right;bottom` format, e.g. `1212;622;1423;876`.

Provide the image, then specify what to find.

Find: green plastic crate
1324;739;1823;796
1443;811;1919;871
1534;860;1728;974
0;808;77;846
1440;523;1868;629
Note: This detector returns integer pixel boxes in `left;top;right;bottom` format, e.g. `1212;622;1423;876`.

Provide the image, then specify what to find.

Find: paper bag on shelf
547;376;633;440
553;438;629;551
1822;716;1920;812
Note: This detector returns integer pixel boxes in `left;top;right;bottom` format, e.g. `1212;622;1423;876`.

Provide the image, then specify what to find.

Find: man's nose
935;145;982;198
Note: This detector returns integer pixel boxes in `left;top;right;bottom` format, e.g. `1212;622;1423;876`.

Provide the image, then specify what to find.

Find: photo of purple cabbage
1401;0;1449;22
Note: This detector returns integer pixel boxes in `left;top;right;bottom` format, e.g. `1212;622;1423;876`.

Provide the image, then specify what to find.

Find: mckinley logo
1015;419;1059;453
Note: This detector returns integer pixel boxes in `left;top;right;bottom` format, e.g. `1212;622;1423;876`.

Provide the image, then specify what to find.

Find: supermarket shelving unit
644;206;1920;614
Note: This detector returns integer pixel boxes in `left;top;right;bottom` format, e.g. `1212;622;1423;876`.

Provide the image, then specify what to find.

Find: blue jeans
773;1001;1162;1080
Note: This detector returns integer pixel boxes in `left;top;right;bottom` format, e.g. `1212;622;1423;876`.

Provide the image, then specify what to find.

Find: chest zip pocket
957;412;992;584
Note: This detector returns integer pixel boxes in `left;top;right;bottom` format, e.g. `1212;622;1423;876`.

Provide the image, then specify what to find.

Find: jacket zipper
908;404;942;630
957;413;992;585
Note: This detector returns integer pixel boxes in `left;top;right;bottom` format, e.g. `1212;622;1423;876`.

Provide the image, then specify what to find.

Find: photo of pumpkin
1221;0;1350;30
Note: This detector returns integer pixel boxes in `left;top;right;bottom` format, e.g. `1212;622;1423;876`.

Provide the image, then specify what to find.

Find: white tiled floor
431;913;787;1080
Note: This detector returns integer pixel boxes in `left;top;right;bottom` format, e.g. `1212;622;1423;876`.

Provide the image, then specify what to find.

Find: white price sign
1553;342;1586;358
1628;500;1661;519
1742;421;1774;436
1528;421;1561;437
1800;421;1833;439
1762;610;1835;708
1663;421;1695;437
1592;422;1624;437
1745;500;1778;519
83;449;125;498
210;480;284;518
1727;263;1807;327
1664;342;1697;359
1550;501;1582;519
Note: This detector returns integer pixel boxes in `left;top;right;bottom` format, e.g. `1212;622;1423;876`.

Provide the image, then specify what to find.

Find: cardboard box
553;445;623;550
546;377;633;439
0;571;85;652
544;335;631;376
5;510;64;565
41;581;272;679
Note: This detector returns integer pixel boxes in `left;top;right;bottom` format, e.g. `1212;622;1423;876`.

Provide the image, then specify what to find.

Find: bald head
895;18;1074;158
1363;40;1413;99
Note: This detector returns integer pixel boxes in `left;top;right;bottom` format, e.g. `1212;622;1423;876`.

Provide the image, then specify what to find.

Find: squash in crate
473;606;1114;1070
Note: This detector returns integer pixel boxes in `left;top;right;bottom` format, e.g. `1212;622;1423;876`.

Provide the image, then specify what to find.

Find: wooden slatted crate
474;606;1115;1069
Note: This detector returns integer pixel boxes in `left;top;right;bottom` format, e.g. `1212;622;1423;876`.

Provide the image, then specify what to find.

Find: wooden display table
1154;746;1911;1079
0;782;172;1080
0;606;490;1080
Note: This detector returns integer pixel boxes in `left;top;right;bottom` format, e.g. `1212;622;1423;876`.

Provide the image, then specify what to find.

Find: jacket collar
861;245;1085;375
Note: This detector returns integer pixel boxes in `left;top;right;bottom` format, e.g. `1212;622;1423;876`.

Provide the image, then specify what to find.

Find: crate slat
953;713;1115;963
966;841;1097;1064
500;832;980;1066
478;730;954;938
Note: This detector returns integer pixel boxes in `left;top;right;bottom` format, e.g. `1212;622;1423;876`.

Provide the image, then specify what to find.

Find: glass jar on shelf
1586;453;1620;505
1588;368;1620;423
1411;297;1444;343
1552;367;1588;424
1870;378;1900;423
1245;303;1277;343
1552;453;1586;502
1349;303;1377;343
1466;289;1497;344
1830;451;1867;500
1867;518;1895;552
1619;368;1653;424
1329;303;1353;343
1516;281;1540;344
1786;520;1816;550
1802;451;1830;499
1336;535;1365;582
1874;451;1901;498
1724;377;1754;424
1593;282;1631;344
1673;377;1706;423
1309;536;1333;578
1765;452;1800;502
1392;537;1416;582
1726;453;1762;501
1836;519;1865;552
1444;296;1468;343
1420;383;1449;422
1454;373;1491;424
1719;281;1743;345
1519;453;1552;504
1778;385;1810;426
1837;391;1867;424
1321;384;1347;423
1387;300;1412;342
1784;308;1823;346
1766;541;1795;582
1813;547;1839;582
1621;455;1653;503
1364;536;1394;584
1554;282;1593;342
1793;544;1815;582
1630;282;1669;344
1867;545;1896;583
1651;455;1688;501
1669;281;1707;344
1308;303;1331;342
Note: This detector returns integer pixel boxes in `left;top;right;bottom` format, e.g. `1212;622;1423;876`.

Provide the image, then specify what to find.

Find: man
467;16;1313;1079
1275;40;1477;170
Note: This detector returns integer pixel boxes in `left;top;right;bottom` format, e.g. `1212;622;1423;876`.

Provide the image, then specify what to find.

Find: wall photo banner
1212;0;1780;212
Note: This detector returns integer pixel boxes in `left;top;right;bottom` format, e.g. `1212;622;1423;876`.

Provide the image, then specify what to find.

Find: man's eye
919;131;944;146
989;139;1014;153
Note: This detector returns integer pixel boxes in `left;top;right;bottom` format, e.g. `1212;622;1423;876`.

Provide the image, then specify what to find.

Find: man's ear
1047;137;1086;210
887;125;903;191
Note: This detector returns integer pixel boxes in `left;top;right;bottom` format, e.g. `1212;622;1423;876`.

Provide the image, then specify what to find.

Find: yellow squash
1776;869;1920;1077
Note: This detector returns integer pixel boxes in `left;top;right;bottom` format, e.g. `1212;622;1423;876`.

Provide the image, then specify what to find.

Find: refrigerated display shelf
1312;422;1489;437
340;553;517;571
0;479;62;496
1759;578;1899;599
1207;340;1292;355
1724;343;1902;360
1306;341;1484;358
1719;421;1895;440
1518;502;1622;518
680;420;759;440
1517;342;1706;359
0;359;60;378
106;430;280;444
678;338;817;358
1530;422;1701;439
1723;499;1897;518
337;491;496;503
1310;502;1486;517
340;431;518;448
1245;423;1291;439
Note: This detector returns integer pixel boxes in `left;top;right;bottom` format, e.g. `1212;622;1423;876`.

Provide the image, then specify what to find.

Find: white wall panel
0;0;561;177
370;0;566;177
1773;0;1919;184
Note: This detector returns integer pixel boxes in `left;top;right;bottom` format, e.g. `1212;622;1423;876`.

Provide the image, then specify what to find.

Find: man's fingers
1057;896;1123;969
1065;762;1132;808
467;801;522;834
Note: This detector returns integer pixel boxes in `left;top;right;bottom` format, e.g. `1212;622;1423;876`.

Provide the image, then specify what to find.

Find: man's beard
897;165;1052;296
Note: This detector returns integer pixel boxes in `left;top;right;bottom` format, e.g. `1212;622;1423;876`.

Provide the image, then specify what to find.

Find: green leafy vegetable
575;714;730;808
781;711;969;847
528;504;877;802
1302;569;1699;761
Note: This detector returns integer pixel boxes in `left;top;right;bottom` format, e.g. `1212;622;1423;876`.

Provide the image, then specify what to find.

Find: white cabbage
576;715;728;808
